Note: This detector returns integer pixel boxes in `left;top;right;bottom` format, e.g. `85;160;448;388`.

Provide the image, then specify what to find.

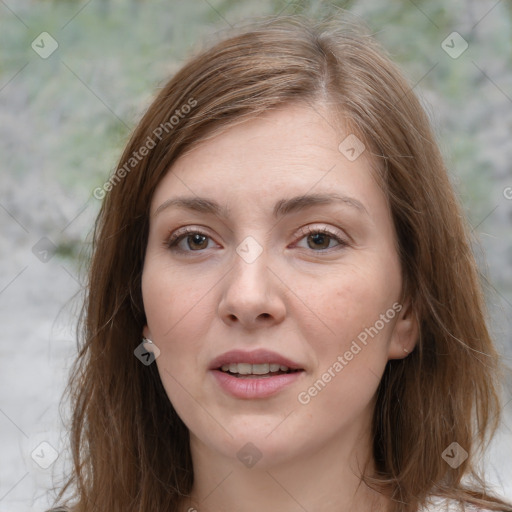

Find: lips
209;349;305;399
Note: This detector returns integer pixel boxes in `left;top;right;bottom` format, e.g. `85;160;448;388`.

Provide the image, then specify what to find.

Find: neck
180;420;389;512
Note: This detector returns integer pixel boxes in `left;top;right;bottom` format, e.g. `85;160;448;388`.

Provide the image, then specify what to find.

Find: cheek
142;266;214;420
141;263;214;372
298;278;398;423
306;261;400;369
319;261;398;326
143;260;206;331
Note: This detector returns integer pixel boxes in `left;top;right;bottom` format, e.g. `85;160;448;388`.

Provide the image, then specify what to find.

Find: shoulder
420;496;494;512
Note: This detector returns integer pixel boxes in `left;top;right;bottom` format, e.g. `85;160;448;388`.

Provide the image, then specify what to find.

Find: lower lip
210;369;304;399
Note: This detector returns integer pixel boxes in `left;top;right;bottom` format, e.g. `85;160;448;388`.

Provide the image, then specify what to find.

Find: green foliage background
1;0;511;344
1;2;511;509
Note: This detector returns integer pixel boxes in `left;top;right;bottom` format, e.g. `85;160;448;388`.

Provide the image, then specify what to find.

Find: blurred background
0;0;511;510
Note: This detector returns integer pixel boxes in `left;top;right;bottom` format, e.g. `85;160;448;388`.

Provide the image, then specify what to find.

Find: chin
193;416;311;468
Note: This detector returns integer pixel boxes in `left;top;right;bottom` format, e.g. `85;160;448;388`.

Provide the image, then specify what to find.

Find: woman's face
141;103;417;468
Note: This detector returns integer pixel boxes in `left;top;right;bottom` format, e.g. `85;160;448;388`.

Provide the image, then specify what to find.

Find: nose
218;245;286;330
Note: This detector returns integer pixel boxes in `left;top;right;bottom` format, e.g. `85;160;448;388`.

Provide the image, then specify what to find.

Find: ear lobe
142;326;152;339
387;300;419;360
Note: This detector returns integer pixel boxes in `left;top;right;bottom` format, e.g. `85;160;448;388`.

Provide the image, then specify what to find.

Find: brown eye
167;229;214;252
295;226;349;252
306;232;331;250
184;233;209;250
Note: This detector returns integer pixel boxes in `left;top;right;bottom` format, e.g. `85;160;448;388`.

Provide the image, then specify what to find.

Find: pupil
189;234;207;250
309;233;329;250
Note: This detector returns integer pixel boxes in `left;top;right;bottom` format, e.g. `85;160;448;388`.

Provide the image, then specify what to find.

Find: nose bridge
218;234;286;327
230;234;270;297
235;235;266;266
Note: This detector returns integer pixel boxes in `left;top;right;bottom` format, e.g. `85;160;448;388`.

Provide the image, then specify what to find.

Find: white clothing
420;496;495;511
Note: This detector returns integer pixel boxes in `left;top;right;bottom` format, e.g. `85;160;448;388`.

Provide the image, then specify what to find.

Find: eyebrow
154;192;368;218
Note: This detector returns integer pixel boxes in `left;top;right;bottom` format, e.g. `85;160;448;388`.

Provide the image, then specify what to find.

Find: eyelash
165;225;349;254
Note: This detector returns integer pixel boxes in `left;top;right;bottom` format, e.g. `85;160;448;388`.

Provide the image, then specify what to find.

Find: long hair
51;13;512;512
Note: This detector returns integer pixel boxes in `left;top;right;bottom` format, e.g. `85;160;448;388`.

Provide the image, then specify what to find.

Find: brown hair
51;13;512;512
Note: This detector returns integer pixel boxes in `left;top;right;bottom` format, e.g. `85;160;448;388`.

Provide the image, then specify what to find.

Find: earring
141;336;160;359
403;347;410;354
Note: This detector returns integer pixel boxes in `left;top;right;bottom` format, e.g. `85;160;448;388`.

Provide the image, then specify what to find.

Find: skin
141;103;418;512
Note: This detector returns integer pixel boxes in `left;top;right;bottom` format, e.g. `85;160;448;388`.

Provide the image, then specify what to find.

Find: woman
51;13;512;512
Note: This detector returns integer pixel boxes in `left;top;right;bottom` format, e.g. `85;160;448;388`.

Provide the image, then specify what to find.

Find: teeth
237;363;252;375
252;363;269;375
220;363;291;375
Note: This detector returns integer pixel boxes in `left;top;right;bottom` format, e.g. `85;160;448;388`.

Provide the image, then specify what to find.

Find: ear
142;325;152;340
387;299;418;360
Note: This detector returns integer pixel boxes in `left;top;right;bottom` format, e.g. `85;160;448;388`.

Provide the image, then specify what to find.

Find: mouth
218;362;303;379
209;349;305;398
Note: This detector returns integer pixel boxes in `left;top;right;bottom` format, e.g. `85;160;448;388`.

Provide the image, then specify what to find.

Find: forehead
151;103;382;216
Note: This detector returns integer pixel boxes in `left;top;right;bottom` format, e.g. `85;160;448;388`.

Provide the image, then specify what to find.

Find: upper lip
209;349;304;370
